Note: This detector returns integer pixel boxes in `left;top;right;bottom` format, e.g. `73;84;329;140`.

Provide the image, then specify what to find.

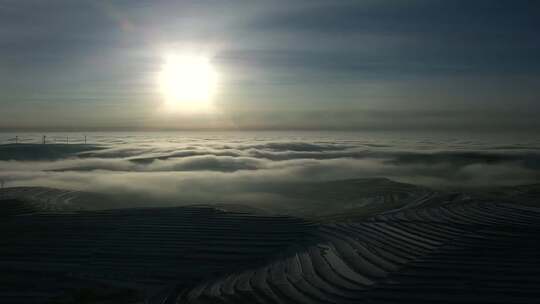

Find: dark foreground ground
1;180;539;304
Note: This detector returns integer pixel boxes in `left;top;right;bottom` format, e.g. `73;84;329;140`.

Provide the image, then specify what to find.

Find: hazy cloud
1;134;539;209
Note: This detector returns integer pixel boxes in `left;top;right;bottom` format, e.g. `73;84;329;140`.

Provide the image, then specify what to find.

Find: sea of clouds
0;131;539;207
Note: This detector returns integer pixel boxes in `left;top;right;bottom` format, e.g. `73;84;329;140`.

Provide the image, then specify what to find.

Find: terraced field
179;196;540;304
0;186;150;211
258;178;434;219
0;187;105;212
1;183;539;303
0;205;314;303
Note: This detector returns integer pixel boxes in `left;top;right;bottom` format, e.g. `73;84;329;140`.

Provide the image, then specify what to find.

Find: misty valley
0;132;539;303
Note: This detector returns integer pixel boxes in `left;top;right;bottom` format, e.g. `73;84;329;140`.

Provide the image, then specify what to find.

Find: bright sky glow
158;53;218;113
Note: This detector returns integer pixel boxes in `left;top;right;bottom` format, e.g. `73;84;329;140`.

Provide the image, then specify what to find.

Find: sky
0;0;539;131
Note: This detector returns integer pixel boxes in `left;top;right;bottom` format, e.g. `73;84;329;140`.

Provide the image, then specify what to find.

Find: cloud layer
1;132;539;209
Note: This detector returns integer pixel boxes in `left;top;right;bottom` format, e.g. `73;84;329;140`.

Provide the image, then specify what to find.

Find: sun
158;53;218;113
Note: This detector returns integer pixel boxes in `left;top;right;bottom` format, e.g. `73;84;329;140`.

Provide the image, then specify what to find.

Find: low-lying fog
1;131;538;208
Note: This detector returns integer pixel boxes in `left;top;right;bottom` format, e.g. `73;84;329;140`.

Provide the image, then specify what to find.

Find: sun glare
158;53;218;113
